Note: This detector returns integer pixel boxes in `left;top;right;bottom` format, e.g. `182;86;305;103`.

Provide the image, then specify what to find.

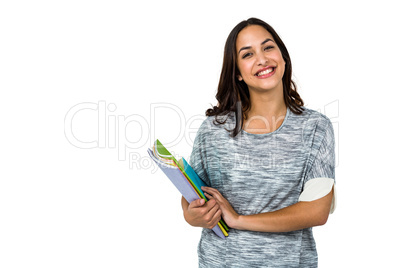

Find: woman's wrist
232;214;270;232
231;214;245;230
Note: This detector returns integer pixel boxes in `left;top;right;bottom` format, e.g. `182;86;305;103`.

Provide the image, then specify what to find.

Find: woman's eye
242;53;252;59
264;46;274;51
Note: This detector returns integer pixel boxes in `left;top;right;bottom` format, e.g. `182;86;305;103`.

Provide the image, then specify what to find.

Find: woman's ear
237;75;243;81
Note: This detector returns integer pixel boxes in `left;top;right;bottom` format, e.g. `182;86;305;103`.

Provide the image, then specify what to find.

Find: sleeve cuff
298;177;337;214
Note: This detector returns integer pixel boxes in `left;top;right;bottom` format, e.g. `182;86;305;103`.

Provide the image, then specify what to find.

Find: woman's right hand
181;196;222;229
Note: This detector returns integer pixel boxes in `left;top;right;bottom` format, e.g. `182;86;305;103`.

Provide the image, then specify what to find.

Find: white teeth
257;68;274;76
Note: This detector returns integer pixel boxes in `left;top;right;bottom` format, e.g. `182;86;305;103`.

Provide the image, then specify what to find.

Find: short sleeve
306;118;335;181
300;117;336;213
189;120;211;186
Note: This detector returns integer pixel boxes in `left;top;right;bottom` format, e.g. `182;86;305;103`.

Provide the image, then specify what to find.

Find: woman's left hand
201;186;239;229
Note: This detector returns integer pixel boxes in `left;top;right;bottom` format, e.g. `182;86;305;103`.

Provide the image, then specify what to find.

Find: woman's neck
242;88;287;134
246;88;286;119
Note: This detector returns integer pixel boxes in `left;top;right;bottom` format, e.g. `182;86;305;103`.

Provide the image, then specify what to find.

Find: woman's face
236;25;286;94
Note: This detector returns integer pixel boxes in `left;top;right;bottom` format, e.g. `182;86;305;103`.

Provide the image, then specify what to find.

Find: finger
206;200;220;217
208;207;222;228
202;187;222;198
204;190;224;203
202;186;220;192
188;198;205;209
205;198;219;211
204;191;218;198
203;202;221;227
204;192;213;199
204;197;223;211
201;186;217;194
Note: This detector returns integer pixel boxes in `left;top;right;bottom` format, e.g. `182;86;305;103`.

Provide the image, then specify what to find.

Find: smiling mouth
255;67;275;77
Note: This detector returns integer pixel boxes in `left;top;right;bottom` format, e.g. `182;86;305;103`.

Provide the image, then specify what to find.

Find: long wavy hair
206;18;304;137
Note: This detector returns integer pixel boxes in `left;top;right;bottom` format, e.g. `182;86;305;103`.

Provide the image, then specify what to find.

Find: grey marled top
189;107;335;268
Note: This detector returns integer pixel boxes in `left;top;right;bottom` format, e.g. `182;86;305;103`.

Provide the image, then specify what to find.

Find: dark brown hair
206;17;304;137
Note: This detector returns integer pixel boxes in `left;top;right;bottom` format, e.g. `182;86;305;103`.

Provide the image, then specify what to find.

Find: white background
1;0;401;267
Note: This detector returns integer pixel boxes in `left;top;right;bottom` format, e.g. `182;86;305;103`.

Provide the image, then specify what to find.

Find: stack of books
147;139;229;239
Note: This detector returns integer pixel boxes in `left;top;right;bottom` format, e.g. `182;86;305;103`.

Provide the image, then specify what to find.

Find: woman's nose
256;52;268;65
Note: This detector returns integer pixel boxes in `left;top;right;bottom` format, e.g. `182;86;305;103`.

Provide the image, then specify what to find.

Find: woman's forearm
234;188;333;232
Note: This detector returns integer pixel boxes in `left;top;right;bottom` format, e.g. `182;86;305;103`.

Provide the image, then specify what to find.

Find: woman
181;17;336;267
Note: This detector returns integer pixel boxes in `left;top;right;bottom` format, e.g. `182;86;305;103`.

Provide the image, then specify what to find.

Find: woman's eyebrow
238;46;252;54
261;38;274;45
238;38;274;55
